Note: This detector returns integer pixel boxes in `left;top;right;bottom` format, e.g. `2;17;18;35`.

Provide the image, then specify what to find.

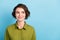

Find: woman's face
15;7;26;22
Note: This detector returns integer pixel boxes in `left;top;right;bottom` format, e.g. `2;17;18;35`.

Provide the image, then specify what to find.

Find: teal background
0;0;60;40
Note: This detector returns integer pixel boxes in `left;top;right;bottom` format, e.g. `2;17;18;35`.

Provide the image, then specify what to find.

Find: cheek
22;14;26;17
23;14;26;18
15;14;19;18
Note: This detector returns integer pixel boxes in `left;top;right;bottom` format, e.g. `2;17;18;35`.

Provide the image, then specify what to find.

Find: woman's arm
32;29;36;40
5;29;10;40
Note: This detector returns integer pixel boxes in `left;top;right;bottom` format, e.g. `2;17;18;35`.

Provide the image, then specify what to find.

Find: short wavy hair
12;3;30;19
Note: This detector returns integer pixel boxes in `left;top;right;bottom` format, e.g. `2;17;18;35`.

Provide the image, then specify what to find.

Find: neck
17;21;25;29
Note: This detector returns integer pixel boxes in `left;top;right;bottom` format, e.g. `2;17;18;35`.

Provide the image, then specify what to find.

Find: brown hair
12;3;30;19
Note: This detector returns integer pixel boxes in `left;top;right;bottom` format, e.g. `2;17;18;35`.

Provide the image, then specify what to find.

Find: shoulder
26;24;35;31
6;23;15;31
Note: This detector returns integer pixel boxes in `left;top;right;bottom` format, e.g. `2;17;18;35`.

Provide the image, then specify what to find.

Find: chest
9;29;33;40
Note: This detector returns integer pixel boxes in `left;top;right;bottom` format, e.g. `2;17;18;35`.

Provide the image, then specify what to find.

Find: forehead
16;7;25;11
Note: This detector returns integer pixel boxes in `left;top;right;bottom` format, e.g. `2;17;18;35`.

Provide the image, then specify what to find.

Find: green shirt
5;22;36;40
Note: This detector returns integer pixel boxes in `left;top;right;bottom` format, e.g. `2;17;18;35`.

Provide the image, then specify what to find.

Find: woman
5;3;36;40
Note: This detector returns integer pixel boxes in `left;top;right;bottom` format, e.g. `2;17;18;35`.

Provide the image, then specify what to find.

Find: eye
16;11;20;14
21;11;25;14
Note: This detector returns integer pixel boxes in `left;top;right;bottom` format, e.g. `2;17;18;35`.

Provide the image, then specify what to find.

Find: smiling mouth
18;16;23;19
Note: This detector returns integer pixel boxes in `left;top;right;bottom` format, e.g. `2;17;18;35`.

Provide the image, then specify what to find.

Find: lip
18;16;23;19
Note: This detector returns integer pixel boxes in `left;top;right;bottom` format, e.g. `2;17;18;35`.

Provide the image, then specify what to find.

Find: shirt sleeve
31;29;36;40
5;28;10;40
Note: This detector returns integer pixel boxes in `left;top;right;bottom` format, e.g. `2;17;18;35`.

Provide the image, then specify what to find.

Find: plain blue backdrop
0;0;60;40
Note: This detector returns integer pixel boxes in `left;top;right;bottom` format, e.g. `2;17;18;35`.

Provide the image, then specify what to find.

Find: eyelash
22;11;25;14
16;11;25;14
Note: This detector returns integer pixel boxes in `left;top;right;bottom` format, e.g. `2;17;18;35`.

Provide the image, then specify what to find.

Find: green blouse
5;22;36;40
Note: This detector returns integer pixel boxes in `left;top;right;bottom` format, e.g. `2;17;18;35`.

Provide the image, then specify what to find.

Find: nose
19;13;22;16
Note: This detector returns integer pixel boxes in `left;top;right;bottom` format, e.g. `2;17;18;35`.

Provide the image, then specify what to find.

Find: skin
15;7;26;29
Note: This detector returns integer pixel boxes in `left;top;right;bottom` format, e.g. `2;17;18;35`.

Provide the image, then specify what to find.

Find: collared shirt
5;22;36;40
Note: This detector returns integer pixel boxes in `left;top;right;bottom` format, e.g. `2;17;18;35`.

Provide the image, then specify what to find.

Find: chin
18;19;24;22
